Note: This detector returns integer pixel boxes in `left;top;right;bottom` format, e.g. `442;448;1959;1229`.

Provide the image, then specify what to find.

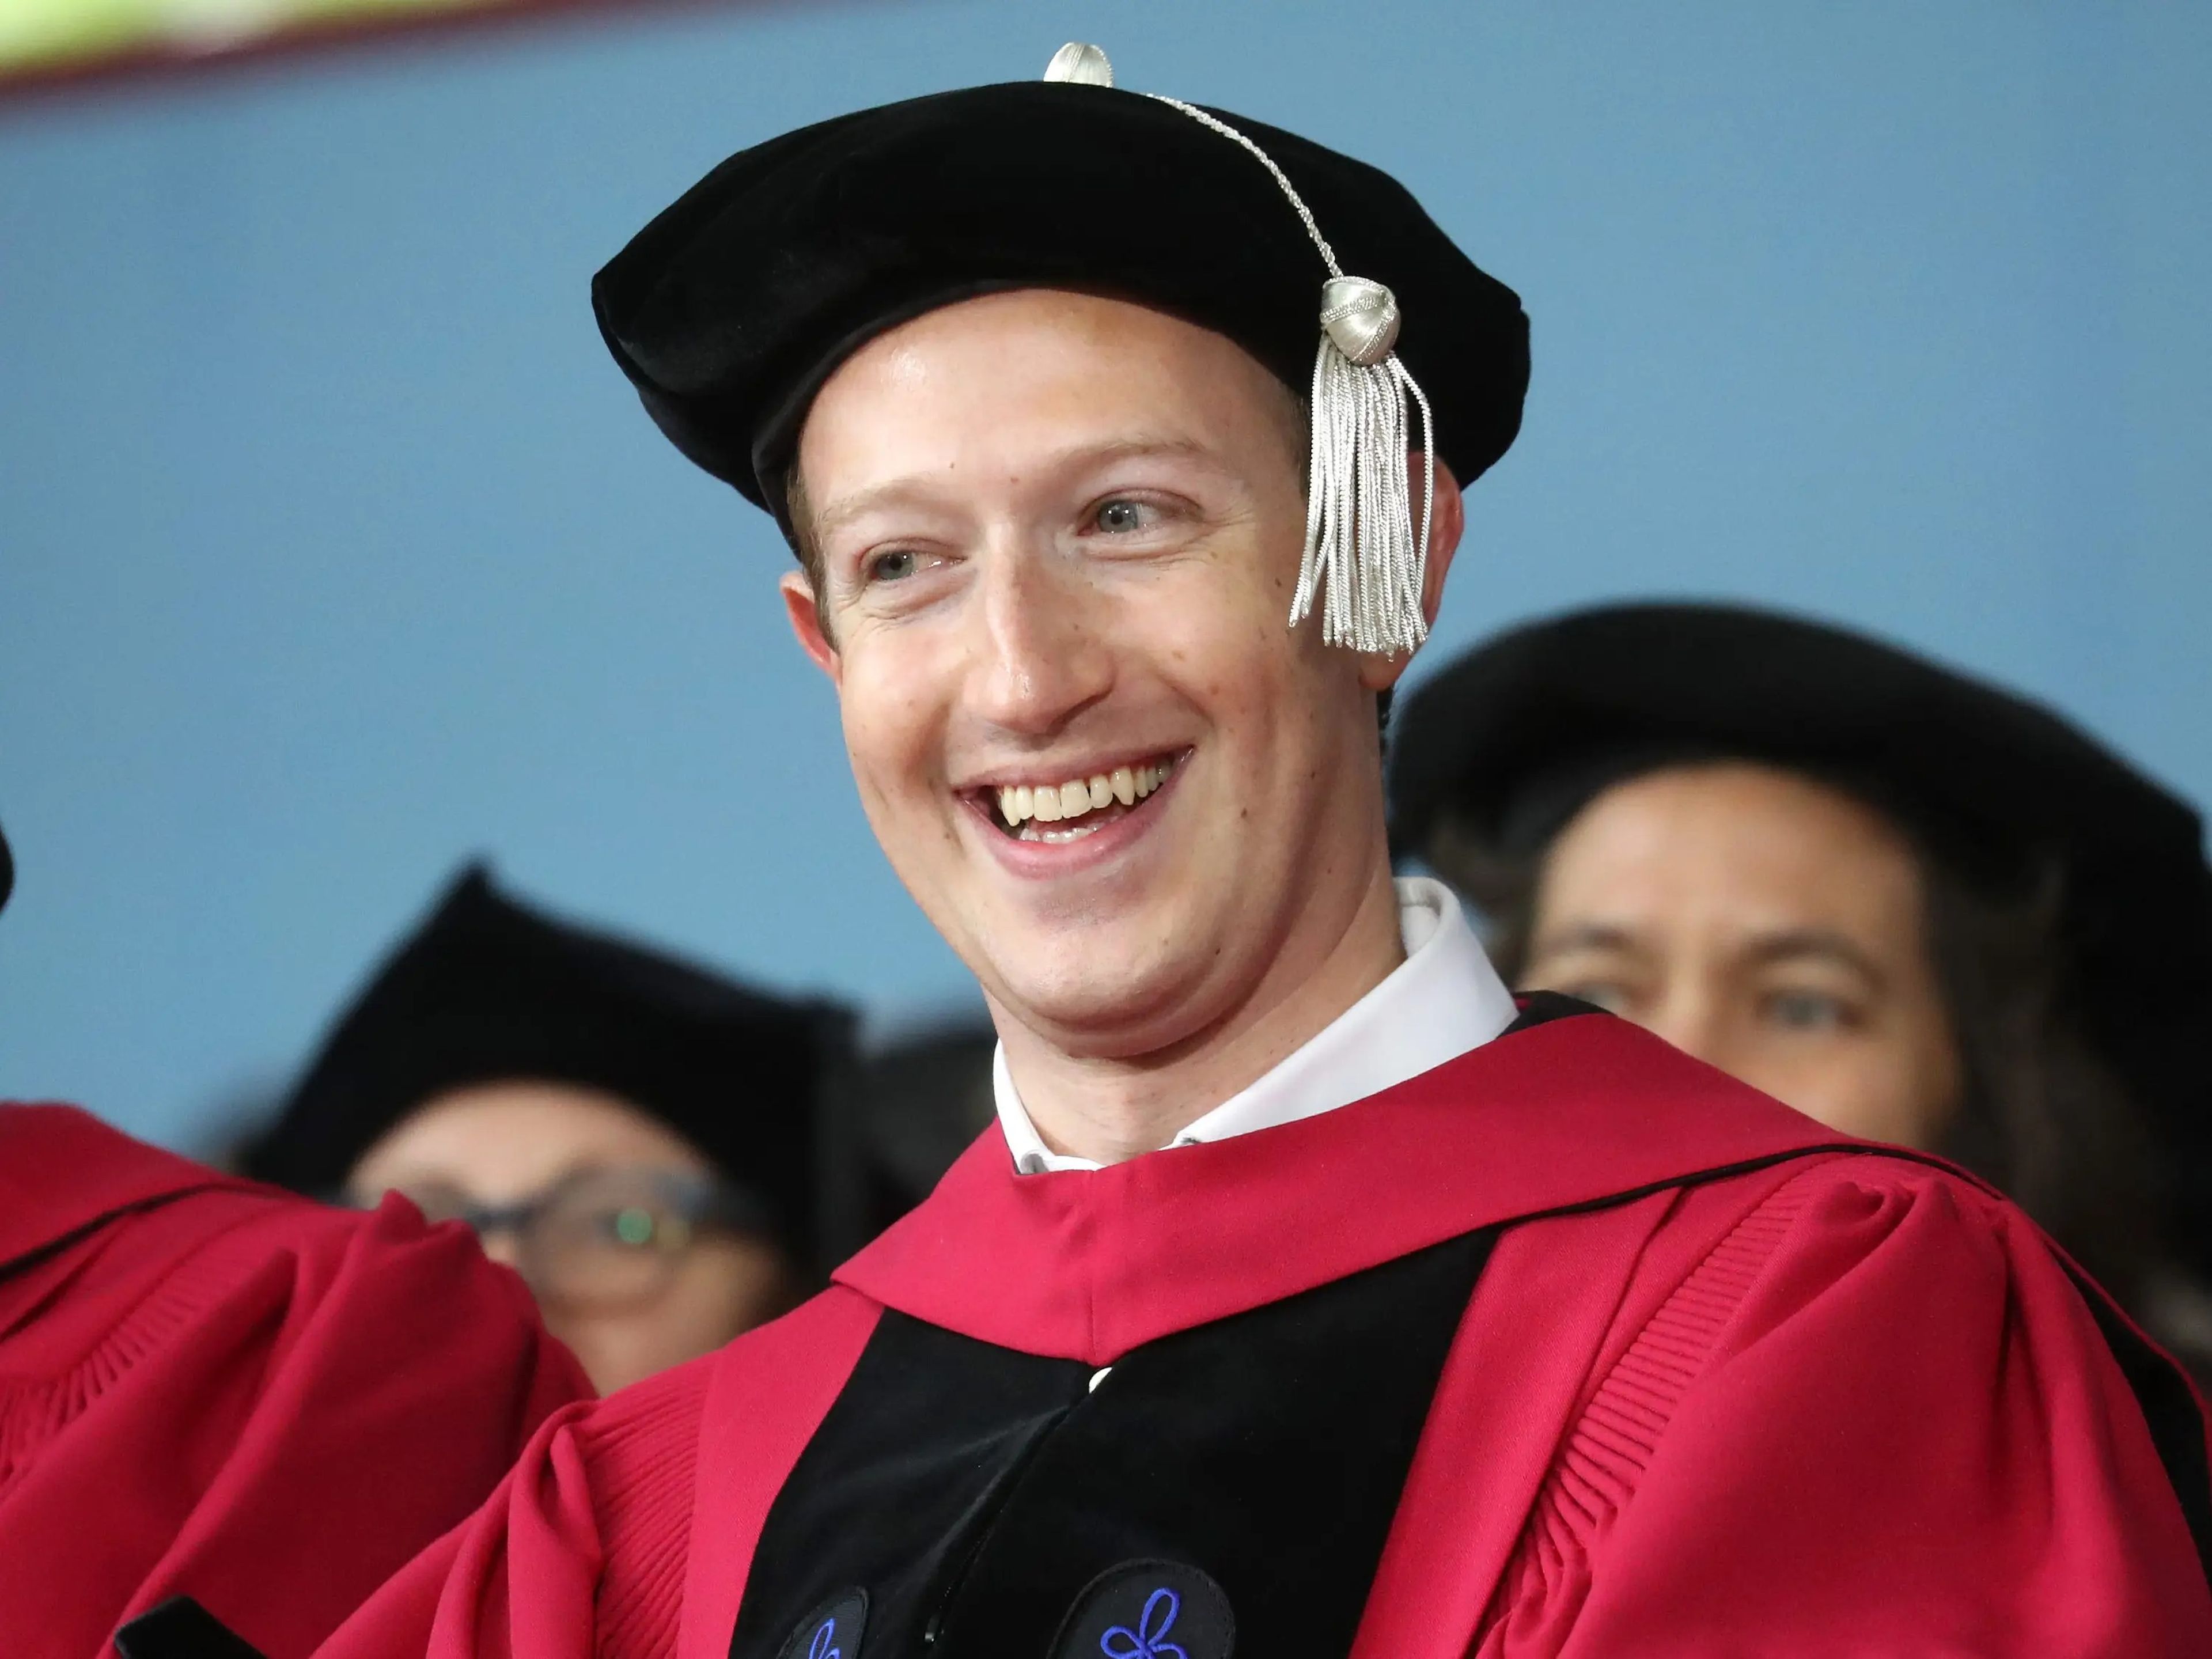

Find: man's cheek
838;708;907;812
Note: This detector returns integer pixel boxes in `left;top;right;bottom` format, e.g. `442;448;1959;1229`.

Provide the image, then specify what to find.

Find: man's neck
989;860;1410;1165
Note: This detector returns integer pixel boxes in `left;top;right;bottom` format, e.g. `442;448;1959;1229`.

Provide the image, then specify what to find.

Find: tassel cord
1294;343;1435;656
1149;91;1440;658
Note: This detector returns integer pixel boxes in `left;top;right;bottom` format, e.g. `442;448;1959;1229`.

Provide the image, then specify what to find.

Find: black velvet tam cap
592;77;1529;531
1388;601;2212;1220
244;865;852;1257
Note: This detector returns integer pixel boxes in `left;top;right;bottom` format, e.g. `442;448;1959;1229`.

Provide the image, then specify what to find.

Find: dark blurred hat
244;865;851;1257
813;1018;1001;1266
1388;600;2212;1204
593;60;1528;534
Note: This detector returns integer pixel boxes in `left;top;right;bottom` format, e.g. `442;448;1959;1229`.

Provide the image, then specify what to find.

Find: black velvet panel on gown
728;1231;1498;1659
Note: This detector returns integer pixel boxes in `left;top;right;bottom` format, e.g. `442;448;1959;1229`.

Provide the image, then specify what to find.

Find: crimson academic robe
0;1104;590;1658
309;1002;2212;1658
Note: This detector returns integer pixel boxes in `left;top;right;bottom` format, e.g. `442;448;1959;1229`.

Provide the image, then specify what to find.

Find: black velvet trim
727;1315;1089;1659
1499;990;1604;1033
729;1232;1495;1659
114;1597;268;1659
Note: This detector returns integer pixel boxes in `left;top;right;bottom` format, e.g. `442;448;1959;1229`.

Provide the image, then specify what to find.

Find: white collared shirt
994;877;1518;1174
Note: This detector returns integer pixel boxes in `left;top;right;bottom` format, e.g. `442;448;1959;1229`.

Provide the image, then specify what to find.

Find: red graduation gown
0;1104;590;1658
316;1010;2212;1657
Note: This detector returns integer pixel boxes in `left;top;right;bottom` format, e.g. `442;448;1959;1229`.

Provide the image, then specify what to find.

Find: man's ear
1355;454;1465;693
780;570;842;687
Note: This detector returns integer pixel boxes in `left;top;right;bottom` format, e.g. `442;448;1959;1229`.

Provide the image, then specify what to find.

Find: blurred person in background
244;863;851;1393
1389;601;2212;1377
820;1017;999;1261
0;820;590;1657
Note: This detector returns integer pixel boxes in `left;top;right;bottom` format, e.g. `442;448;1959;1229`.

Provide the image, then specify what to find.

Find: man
277;44;2206;1658
1386;601;2212;1379
245;864;847;1392
0;824;592;1658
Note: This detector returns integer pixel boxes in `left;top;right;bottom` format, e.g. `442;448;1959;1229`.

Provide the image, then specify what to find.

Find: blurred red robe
302;1009;2211;1657
0;1104;590;1658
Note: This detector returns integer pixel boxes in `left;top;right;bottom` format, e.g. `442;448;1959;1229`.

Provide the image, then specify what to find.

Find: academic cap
1387;601;2212;1214
593;44;1529;654
244;865;850;1257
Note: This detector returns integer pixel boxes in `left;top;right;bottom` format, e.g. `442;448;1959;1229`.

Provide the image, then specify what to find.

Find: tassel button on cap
1044;43;1115;86
1321;276;1400;367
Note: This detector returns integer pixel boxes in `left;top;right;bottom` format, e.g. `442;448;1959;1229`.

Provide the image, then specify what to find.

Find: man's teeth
995;759;1173;829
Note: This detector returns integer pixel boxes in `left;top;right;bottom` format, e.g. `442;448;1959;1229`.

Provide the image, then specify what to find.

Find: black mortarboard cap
1388;601;2212;1237
591;64;1529;546
244;865;850;1257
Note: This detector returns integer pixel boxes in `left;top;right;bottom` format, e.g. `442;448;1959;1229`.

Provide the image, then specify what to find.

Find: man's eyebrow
1741;928;1884;982
808;478;941;544
1528;922;1642;958
808;437;1231;541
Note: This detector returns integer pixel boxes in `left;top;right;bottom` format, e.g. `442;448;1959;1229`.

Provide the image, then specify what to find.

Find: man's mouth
977;752;1185;843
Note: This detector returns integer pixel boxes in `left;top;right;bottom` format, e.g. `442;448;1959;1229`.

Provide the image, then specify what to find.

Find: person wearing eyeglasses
243;863;850;1394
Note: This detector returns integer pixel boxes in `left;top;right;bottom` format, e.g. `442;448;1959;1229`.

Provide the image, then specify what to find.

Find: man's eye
864;550;920;584
1762;990;1854;1032
1093;499;1153;534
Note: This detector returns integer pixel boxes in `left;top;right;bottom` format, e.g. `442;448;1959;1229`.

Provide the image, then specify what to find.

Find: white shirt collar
993;877;1517;1175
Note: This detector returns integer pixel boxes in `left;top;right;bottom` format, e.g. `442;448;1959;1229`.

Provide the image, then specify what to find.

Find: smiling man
272;44;2212;1659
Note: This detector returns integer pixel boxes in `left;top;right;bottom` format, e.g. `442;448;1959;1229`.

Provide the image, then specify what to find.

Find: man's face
785;290;1408;1059
1521;762;1964;1148
346;1083;793;1395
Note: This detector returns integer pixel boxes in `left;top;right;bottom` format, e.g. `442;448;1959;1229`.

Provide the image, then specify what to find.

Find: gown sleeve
1480;1158;2212;1656
0;1108;592;1659
310;1365;706;1659
314;1287;883;1659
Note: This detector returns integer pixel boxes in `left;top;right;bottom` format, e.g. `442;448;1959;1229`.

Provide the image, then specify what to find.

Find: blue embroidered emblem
771;1588;866;1659
1100;1588;1188;1659
1050;1559;1230;1659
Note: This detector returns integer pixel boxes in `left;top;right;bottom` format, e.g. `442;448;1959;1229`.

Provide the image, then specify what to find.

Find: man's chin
977;945;1226;1059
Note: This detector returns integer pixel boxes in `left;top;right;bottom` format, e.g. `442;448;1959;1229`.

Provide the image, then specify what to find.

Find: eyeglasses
376;1168;775;1312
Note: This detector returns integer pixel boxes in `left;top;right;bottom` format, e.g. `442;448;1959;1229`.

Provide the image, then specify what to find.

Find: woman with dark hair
1389;603;2212;1375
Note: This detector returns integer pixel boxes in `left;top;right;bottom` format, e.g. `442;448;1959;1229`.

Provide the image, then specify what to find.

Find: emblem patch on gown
1050;1560;1234;1659
777;1589;867;1659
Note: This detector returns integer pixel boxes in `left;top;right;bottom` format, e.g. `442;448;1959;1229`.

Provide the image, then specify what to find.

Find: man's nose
1644;981;1729;1073
968;543;1114;734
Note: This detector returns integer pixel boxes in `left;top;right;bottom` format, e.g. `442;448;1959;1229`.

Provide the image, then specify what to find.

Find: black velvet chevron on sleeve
113;1597;269;1659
